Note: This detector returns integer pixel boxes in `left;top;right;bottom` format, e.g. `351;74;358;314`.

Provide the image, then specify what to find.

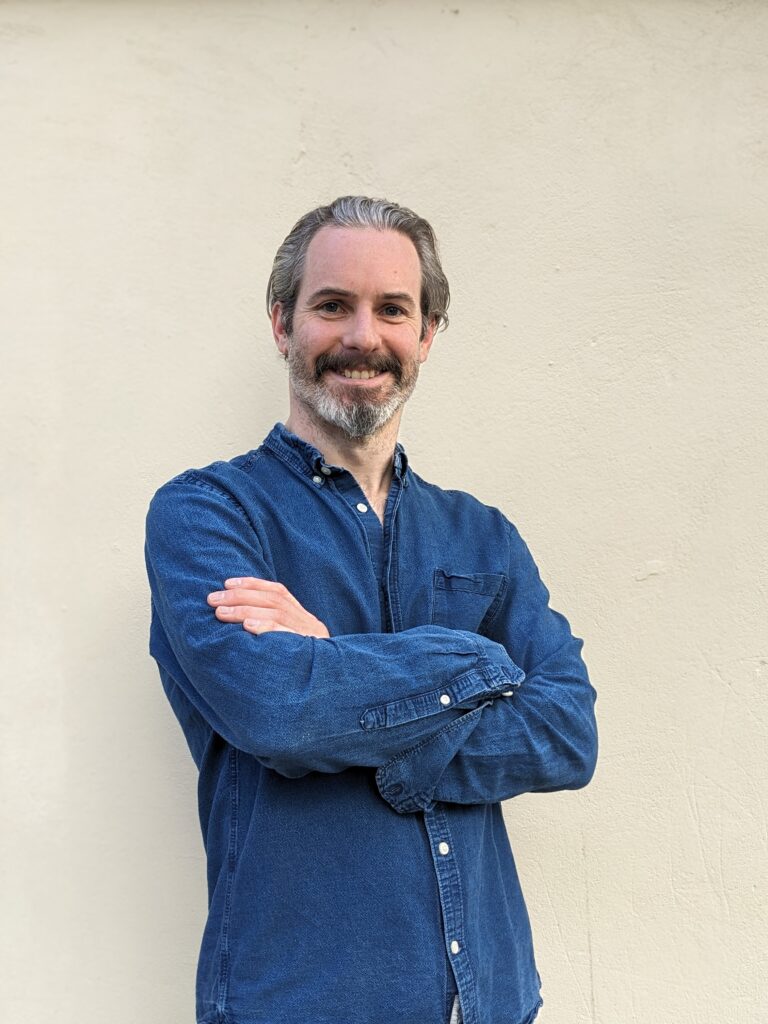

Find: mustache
314;352;403;381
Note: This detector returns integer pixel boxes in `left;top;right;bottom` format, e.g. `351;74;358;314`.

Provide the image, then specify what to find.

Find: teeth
342;369;378;379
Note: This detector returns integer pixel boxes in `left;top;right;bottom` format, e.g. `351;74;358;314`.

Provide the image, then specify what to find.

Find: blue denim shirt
145;423;597;1024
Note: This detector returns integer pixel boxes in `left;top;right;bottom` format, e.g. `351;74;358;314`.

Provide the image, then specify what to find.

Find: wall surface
2;2;766;1022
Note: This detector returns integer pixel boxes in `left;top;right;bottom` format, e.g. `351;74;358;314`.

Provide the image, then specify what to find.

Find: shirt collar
262;422;410;485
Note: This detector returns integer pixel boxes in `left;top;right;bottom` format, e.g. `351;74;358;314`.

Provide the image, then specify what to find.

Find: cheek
393;325;422;354
299;324;338;353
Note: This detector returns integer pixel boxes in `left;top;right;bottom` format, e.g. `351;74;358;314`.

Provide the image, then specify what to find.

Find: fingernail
208;592;223;602
225;578;242;587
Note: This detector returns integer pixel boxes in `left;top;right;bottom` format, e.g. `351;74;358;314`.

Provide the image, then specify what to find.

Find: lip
325;370;389;387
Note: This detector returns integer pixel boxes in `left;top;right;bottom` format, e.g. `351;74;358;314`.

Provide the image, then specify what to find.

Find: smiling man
277;225;428;451
145;196;598;1024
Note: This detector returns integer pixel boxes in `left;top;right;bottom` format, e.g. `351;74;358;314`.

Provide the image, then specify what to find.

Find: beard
286;343;421;439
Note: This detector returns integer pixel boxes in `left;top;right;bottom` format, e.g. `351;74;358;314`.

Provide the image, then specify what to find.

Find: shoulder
159;445;263;487
146;447;269;523
407;468;511;531
405;468;529;562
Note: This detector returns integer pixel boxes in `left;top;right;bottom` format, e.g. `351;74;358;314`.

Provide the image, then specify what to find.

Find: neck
284;399;402;505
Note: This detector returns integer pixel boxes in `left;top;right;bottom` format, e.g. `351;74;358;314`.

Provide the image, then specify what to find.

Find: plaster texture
1;2;766;1022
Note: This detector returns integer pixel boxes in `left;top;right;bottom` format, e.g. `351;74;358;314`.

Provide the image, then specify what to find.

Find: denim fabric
145;422;597;1024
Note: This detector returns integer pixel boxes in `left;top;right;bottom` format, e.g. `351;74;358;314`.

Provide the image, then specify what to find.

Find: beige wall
2;1;766;1021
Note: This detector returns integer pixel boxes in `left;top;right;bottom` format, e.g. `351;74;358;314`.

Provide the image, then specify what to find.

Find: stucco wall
2;2;766;1021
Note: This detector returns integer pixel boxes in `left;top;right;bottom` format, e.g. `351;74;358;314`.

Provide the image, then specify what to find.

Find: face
272;226;435;439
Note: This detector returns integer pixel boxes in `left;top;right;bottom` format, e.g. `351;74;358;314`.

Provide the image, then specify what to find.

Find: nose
342;306;380;353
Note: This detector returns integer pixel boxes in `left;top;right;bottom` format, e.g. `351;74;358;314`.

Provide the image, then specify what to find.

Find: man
145;196;597;1024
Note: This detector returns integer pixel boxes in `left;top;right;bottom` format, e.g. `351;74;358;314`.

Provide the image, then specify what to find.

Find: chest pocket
430;569;507;635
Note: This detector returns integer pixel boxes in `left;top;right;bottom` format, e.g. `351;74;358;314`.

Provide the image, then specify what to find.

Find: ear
271;303;290;358
418;318;437;364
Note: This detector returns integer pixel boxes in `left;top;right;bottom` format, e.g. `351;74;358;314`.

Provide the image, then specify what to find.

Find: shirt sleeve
375;520;598;812
145;478;522;777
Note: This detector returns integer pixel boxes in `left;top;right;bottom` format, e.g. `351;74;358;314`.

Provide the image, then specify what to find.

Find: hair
266;195;450;339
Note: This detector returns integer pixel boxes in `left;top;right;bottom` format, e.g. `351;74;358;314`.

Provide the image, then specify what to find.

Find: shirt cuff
376;704;489;813
360;654;523;733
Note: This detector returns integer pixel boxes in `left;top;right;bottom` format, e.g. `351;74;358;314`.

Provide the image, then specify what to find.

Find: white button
438;842;450;856
501;690;514;697
450;940;460;955
439;694;451;706
320;466;332;475
356;502;368;513
312;475;323;485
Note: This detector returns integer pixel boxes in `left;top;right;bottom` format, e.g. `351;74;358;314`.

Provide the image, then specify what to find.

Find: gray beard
287;353;419;440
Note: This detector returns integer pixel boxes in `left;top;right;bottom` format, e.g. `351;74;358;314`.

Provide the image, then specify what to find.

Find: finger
223;577;301;607
224;576;276;589
217;605;305;630
209;587;291;609
242;619;295;635
215;605;268;622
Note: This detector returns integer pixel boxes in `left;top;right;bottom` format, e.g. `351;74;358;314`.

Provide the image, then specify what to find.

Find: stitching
215;747;240;1016
260;437;314;478
168;474;251;520
239;448;264;474
479;573;509;633
363;659;494;726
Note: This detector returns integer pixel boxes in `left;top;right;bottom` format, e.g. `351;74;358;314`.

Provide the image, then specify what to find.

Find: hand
207;578;331;638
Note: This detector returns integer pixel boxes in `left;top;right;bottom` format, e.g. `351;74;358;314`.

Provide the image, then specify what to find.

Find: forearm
376;635;597;811
146;480;521;776
376;524;598;813
150;609;519;776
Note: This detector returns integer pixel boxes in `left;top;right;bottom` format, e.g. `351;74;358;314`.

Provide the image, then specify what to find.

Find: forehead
299;226;421;298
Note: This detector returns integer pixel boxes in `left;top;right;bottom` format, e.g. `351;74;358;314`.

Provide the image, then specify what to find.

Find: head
267;196;450;342
267;197;450;440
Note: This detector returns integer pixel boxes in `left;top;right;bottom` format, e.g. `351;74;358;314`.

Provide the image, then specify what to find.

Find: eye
382;304;405;317
319;300;343;314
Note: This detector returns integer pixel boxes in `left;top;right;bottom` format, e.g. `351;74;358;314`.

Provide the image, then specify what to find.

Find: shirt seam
168;473;252;521
215;746;240;1016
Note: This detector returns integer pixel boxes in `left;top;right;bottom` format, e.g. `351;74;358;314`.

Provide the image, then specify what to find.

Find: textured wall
2;2;766;1021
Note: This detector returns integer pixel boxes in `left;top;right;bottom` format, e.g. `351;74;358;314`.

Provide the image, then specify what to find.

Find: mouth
323;366;392;386
332;368;385;380
315;352;401;384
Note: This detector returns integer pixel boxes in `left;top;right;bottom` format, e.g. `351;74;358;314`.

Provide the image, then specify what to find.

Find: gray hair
266;196;450;339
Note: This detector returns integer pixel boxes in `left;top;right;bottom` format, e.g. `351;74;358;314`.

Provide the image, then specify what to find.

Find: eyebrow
305;287;417;307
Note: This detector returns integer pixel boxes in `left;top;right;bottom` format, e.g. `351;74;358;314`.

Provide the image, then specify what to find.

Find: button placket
424;807;478;1024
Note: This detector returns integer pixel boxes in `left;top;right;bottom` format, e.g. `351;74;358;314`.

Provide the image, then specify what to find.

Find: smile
341;369;380;380
326;369;388;384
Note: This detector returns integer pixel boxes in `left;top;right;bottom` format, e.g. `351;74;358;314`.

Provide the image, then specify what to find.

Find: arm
145;478;522;777
375;521;597;812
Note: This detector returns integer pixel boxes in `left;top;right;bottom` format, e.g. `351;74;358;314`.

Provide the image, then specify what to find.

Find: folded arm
375;521;598;812
145;478;521;777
